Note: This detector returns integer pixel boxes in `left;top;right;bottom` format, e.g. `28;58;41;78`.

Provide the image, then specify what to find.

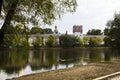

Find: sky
1;0;120;34
45;0;120;34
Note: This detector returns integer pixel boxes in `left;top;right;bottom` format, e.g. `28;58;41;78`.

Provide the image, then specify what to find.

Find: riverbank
10;61;120;80
0;46;110;50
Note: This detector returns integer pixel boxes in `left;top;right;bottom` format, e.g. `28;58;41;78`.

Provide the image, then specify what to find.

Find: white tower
54;26;59;34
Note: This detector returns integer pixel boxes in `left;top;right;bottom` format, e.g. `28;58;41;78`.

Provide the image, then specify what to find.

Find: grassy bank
9;61;120;80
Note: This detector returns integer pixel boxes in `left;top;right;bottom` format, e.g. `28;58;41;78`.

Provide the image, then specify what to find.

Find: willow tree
0;0;77;46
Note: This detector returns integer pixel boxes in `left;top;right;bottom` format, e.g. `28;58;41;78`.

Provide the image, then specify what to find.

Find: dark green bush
45;35;55;47
89;37;102;47
4;35;29;48
59;34;83;48
32;36;42;48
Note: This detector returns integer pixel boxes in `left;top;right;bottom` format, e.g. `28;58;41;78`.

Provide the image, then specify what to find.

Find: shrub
59;34;82;48
83;36;89;46
32;36;42;48
45;35;55;47
30;26;43;34
4;34;14;48
12;35;29;48
4;35;29;48
76;37;84;47
89;37;102;47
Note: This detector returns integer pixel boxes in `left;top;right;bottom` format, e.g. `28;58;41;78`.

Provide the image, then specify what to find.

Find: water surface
0;48;120;80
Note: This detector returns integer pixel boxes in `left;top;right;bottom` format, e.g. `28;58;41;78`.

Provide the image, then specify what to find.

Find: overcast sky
1;0;120;34
46;0;120;34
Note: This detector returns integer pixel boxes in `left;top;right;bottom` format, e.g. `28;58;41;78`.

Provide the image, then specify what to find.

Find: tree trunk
0;1;17;47
0;0;3;14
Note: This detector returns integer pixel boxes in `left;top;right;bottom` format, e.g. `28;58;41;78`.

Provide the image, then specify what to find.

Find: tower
73;25;83;34
54;26;59;34
73;25;83;37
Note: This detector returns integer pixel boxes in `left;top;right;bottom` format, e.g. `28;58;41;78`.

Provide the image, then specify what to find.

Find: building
73;25;83;38
54;26;59;34
28;25;105;46
73;25;83;34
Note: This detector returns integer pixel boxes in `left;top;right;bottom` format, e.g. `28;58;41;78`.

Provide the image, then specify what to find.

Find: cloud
46;0;120;34
1;0;120;34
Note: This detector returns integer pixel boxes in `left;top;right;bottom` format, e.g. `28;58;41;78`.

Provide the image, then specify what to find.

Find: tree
32;36;42;48
106;13;120;48
87;29;102;35
0;0;77;46
3;23;30;48
0;0;3;15
4;35;29;48
103;37;111;47
89;38;95;47
76;37;83;47
0;0;18;46
30;26;43;34
45;35;55;47
14;23;30;35
4;25;15;34
59;34;73;48
43;28;53;34
104;28;109;35
59;34;80;48
83;36;89;46
89;37;102;47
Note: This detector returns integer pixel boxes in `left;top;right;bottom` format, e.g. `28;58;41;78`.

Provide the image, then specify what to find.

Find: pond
0;48;120;80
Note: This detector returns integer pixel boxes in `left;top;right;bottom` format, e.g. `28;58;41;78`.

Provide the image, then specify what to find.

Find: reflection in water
0;48;120;80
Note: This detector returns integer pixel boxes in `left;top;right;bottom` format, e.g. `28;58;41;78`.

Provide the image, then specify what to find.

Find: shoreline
10;61;120;80
0;47;110;51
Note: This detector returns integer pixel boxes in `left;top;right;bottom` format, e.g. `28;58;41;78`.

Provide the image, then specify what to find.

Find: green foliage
4;35;29;48
104;28;109;35
103;37;111;47
89;38;95;47
106;13;120;48
30;26;43;34
5;23;30;35
12;35;29;48
59;35;73;48
89;37;102;47
43;28;53;34
15;23;29;35
4;35;14;48
87;29;102;35
83;36;89;46
45;35;55;47
1;0;77;25
32;37;42;48
59;34;82;48
30;27;53;34
5;25;15;34
0;0;77;45
76;37;84;47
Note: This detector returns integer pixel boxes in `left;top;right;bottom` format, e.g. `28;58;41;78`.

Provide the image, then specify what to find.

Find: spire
54;25;59;34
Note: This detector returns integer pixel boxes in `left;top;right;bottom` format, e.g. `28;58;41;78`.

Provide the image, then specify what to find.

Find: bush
76;37;84;47
83;36;89;46
30;26;43;34
45;35;55;47
4;35;29;48
103;37;111;47
4;34;14;48
12;35;29;48
59;34;82;48
32;36;42;48
89;37;102;47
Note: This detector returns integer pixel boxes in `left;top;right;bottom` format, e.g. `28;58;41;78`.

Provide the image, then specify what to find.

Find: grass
10;61;120;80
